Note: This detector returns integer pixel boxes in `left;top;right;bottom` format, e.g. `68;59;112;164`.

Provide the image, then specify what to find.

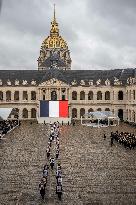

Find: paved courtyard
0;122;136;205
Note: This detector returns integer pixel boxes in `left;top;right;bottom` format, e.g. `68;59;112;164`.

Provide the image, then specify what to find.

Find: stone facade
0;8;136;122
0;74;136;122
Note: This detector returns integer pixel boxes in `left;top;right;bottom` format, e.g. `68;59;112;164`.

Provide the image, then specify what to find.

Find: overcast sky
0;0;136;70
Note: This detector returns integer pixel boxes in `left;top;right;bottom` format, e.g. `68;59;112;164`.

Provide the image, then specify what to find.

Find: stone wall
0;84;136;122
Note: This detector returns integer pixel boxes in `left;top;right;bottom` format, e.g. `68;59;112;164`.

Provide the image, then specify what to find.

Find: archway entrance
72;108;77;118
31;108;36;118
51;90;57;101
23;108;28;118
118;109;123;120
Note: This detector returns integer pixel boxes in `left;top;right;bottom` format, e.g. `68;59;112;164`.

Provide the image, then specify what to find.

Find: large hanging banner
40;100;68;118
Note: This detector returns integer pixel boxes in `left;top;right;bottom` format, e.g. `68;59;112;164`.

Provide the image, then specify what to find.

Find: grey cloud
1;0;51;36
85;0;136;47
0;0;136;70
0;0;2;13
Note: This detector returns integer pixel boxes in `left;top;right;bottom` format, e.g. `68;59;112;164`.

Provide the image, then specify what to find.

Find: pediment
38;78;69;87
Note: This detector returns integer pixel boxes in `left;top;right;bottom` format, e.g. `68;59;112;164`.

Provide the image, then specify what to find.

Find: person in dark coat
39;182;46;200
56;183;62;200
104;134;106;139
56;149;59;159
111;137;114;146
46;147;50;159
50;157;55;170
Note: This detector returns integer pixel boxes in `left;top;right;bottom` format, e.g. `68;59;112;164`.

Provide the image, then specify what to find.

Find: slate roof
0;68;135;86
40;69;68;84
40;53;66;68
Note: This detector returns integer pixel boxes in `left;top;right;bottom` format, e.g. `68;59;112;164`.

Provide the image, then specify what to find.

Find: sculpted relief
39;78;68;87
114;77;122;85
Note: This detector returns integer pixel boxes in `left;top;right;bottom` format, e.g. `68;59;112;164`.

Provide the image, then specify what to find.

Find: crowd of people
0;120;19;139
39;121;63;201
110;131;136;149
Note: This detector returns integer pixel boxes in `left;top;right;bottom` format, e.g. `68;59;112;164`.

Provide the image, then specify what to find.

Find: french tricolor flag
40;100;68;118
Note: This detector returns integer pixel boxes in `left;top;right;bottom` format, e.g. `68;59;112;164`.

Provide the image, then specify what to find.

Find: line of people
39;121;63;201
39;164;49;200
110;131;136;149
50;122;63;200
56;161;62;200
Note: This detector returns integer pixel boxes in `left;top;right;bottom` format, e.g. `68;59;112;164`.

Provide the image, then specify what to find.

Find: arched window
80;108;85;118
118;91;123;100
80;91;85;100
105;108;110;111
126;109;128;120
105;91;110;100
129;90;131;100
72;91;77;100
61;89;66;100
88;108;94;118
0;91;3;100
22;108;28;118
14;91;19;101
133;90;135;100
72;108;77;118
97;91;102;100
31;91;36;100
31;108;36;118
129;110;131;121
97;108;102;111
6;91;11;101
88;108;94;113
23;91;28;100
14;108;19;119
118;109;123;120
42;90;46;100
51;90;57;101
132;111;135;122
15;108;19;118
88;91;93;100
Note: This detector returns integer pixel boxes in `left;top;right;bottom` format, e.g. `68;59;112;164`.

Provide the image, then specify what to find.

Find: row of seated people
0;120;19;137
111;131;136;149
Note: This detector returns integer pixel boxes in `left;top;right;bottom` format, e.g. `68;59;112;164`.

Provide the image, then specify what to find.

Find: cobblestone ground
0;122;136;205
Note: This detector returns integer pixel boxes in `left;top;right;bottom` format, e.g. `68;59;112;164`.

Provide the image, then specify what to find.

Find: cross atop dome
53;4;56;22
50;4;59;37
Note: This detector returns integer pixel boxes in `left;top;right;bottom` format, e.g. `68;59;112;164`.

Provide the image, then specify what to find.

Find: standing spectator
56;149;59;159
50;157;55;170
56;183;62;200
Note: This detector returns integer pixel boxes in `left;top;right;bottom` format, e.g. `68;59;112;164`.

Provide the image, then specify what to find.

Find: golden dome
38;4;71;70
42;4;68;49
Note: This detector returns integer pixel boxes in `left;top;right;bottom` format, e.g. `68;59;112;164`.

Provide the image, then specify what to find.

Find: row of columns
17;107;37;119
127;109;136;122
1;91;36;102
71;107;113;119
71;91;124;101
0;89;125;102
127;90;136;101
38;88;69;100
